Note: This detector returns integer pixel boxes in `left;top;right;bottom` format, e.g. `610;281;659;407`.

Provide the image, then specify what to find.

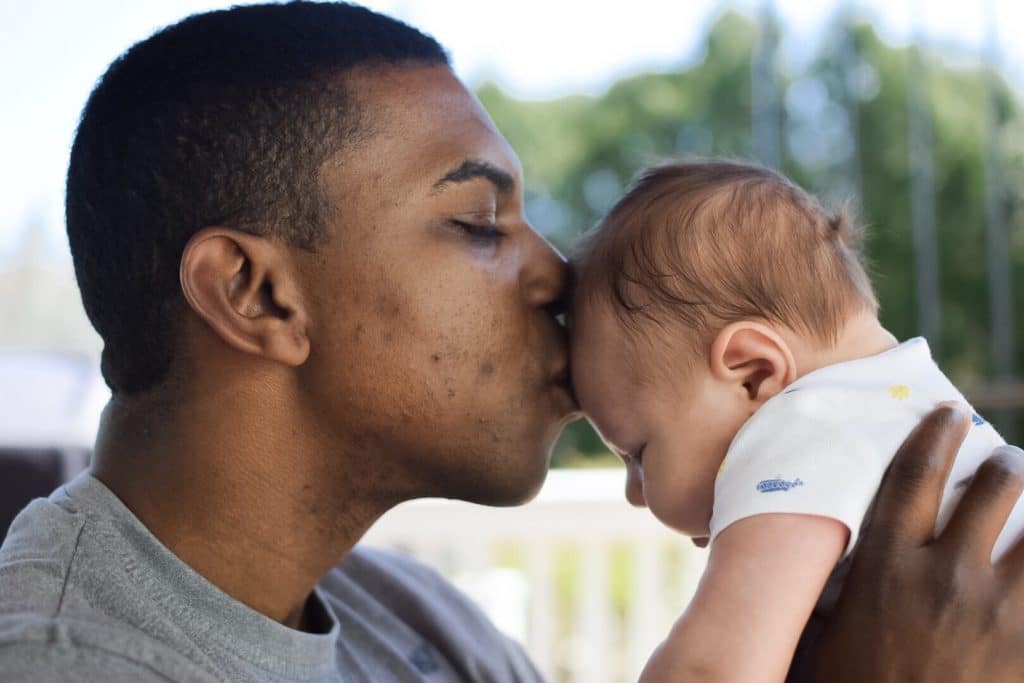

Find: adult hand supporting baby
794;403;1024;681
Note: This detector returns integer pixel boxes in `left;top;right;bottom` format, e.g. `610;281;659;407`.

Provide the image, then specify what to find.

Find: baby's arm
640;514;849;683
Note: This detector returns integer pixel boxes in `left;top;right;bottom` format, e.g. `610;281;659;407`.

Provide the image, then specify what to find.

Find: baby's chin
647;497;712;538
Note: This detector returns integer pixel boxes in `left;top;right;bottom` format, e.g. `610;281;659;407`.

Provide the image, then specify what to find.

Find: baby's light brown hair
572;159;878;365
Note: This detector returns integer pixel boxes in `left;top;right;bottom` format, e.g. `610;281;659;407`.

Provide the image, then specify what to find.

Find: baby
569;159;1015;682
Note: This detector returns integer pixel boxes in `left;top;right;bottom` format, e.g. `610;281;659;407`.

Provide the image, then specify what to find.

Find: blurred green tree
477;10;1024;464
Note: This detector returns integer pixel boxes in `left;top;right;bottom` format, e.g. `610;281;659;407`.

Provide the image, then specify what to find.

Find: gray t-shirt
0;472;541;682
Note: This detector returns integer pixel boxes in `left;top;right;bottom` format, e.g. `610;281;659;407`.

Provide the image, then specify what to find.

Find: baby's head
570;159;879;536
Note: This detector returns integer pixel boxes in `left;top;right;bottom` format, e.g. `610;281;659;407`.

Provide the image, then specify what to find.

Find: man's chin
430;411;573;507
474;456;552;507
451;443;556;507
443;481;542;509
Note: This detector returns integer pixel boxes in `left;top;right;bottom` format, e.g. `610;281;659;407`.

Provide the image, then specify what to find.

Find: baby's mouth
624;458;646;507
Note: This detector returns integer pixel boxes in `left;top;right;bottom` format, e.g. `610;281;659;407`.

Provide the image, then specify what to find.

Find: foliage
476;10;1024;462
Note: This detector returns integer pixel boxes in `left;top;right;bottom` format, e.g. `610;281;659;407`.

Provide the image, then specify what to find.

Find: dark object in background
0;449;71;539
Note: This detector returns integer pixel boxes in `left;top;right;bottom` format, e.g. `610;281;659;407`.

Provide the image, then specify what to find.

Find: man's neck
89;377;396;630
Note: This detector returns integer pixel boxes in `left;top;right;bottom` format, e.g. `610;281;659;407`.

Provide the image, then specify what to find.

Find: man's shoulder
333;545;454;591
0;638;172;683
322;545;488;627
0;612;219;683
320;545;542;682
0;489;219;683
337;543;435;576
0;494;87;614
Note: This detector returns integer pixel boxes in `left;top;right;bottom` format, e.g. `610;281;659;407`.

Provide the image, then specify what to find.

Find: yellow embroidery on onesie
888;384;911;400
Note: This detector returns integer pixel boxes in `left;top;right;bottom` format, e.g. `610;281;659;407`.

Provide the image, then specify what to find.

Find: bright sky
2;0;1023;264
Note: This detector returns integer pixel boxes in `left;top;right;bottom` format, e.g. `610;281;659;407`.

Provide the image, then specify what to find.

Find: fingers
869;403;971;547
980;445;1024;579
942;446;1024;563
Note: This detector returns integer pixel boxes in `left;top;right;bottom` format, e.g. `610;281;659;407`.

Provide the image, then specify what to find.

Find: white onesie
709;338;1015;560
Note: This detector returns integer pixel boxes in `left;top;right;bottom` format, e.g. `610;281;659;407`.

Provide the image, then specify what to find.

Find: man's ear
709;321;797;406
179;227;310;366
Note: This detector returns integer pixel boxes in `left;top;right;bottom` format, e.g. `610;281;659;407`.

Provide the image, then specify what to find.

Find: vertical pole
837;8;863;211
526;543;556;681
572;540;611;683
907;1;942;354
983;0;1017;439
752;0;782;169
625;542;660;682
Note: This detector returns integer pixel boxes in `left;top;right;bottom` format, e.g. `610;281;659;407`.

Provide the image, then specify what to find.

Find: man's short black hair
66;1;449;394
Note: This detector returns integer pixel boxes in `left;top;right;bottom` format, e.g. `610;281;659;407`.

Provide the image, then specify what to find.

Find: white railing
363;469;708;683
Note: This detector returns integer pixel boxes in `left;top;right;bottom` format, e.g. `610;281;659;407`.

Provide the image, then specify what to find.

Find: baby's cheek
646;457;716;537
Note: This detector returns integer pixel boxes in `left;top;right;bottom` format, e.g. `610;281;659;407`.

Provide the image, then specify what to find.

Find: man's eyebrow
431;159;515;195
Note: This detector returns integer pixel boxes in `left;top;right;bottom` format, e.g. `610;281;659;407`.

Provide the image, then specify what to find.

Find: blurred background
1;1;1022;681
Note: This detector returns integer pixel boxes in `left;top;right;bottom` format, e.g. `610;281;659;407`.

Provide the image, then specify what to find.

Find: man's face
295;66;577;506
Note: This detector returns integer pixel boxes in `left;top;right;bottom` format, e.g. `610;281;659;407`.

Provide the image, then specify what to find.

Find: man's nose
519;227;571;312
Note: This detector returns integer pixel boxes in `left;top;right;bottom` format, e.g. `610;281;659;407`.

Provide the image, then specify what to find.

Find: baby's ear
709;321;797;406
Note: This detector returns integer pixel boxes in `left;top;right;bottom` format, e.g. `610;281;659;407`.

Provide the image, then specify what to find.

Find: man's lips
547;317;576;406
550;364;578;407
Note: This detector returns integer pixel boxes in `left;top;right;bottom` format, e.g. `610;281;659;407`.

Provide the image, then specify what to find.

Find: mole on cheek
431;353;441;363
481;361;494;376
375;294;401;318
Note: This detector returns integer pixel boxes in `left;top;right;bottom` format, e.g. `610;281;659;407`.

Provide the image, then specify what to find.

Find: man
0;3;1022;681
